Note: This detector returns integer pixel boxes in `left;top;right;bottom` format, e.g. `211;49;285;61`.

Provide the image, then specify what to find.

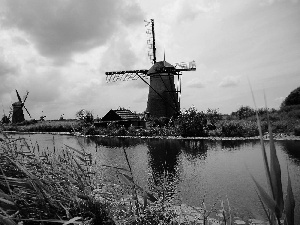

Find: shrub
294;125;300;136
76;109;94;124
1;114;10;124
220;120;259;137
232;106;256;119
177;107;209;137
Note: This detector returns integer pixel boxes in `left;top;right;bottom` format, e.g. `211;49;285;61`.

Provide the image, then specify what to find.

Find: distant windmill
12;90;31;123
105;19;196;118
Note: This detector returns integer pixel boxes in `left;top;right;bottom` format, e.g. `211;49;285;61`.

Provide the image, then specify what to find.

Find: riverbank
2;105;300;138
3;130;300;141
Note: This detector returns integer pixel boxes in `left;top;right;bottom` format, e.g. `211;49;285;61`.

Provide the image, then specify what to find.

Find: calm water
7;133;300;222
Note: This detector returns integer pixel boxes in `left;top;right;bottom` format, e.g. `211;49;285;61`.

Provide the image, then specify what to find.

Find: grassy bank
1;106;300;138
2;119;81;133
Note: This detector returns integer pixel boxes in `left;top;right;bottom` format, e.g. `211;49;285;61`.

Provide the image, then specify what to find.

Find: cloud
260;0;299;6
218;76;240;87
0;0;143;64
133;92;148;103
274;96;284;102
0;58;16;77
0;50;19;95
168;0;220;23
186;78;205;88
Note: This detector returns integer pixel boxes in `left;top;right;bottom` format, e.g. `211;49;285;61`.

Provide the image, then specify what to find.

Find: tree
281;86;300;108
177;107;208;137
232;106;255;119
1;114;10;124
76;109;94;124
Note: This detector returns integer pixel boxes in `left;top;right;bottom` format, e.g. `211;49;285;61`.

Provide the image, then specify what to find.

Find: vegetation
281;86;300;108
0;128;114;224
1;104;300;138
1;120;81;133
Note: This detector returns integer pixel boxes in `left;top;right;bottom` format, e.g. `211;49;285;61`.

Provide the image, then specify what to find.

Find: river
6;133;300;223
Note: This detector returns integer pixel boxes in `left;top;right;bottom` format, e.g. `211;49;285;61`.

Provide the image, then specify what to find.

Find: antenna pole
151;19;156;64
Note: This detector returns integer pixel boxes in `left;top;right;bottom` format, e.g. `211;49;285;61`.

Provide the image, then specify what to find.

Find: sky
0;0;300;120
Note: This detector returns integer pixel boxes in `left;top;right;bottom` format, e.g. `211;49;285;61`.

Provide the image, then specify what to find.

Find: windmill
12;90;31;123
105;19;196;118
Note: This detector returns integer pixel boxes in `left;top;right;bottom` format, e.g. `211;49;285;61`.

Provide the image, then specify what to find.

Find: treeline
79;104;300;137
2;105;300;137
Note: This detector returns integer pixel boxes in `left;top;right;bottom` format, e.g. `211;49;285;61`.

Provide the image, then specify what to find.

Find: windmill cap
12;102;23;106
147;61;175;75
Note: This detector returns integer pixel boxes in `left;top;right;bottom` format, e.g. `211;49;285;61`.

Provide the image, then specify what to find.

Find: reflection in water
87;136;143;148
220;140;250;150
181;140;208;161
147;139;181;201
281;140;300;164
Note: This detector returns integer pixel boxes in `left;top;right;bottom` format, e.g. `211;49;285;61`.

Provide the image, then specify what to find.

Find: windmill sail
105;70;148;83
16;90;22;102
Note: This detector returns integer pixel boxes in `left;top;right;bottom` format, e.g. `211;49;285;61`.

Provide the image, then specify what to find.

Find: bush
294;125;300;136
1;115;10;124
280;104;300;113
177;107;209;137
76;109;94;124
220;120;259;137
232;106;256;119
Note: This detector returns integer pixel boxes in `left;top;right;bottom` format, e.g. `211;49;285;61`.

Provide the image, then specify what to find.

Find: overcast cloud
1;0;143;64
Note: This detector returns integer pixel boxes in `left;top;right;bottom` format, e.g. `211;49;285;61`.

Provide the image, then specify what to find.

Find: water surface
7;133;300;222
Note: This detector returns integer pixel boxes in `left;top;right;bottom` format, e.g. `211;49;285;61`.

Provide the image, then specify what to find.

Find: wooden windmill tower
12;90;31;123
105;19;196;118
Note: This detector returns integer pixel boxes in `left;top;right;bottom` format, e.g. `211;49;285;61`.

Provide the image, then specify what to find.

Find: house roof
102;109;140;121
114;109;140;120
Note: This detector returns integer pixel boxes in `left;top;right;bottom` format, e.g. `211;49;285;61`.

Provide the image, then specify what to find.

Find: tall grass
0;127;113;224
249;91;295;225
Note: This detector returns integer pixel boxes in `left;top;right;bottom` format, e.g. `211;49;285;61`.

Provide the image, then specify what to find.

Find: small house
96;109;146;128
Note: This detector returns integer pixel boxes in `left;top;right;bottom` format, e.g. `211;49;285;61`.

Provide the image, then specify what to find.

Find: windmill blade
23;91;29;103
23;105;32;118
105;70;148;83
16;89;22;102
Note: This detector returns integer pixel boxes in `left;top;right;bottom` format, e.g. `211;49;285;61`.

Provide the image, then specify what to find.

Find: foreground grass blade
0;215;17;225
268;118;284;219
0;197;15;206
265;92;284;218
249;84;274;197
17;218;83;224
62;216;82;225
255;188;272;223
284;168;295;225
250;171;277;215
118;172;158;202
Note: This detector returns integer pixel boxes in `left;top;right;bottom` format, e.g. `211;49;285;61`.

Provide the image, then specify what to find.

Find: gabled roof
102;109;140;121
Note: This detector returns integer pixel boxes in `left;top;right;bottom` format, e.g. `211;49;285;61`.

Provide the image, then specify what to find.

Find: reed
249;90;295;225
0;127;113;224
